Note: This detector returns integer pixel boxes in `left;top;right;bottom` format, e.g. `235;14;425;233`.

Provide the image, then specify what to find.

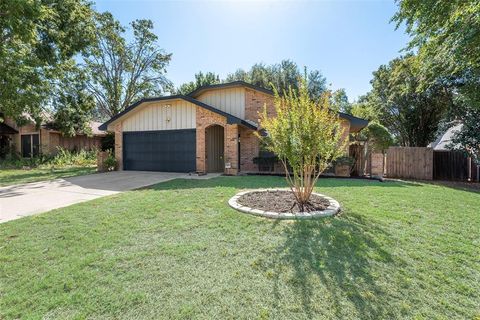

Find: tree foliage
365;54;452;147
0;0;95;124
175;72;221;95
393;0;480;79
84;13;172;119
330;88;351;113
226;60;327;100
258;77;346;212
393;0;480;157
52;69;96;137
363;122;394;153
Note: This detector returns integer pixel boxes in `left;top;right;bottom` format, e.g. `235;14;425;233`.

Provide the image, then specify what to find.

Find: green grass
0;176;479;319
0;166;96;187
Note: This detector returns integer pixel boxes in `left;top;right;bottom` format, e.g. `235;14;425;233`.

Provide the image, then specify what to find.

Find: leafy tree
84;13;172;119
226;60;327;99
52;69;96;137
176;72;220;95
331;88;351;113
350;95;380;122
258;77;346;212
363;122;394;153
366;55;452;147
393;0;480;81
0;0;95;124
393;0;480;156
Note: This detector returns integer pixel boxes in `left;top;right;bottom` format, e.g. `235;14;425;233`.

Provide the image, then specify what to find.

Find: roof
0;122;18;134
99;81;368;132
338;112;369;133
98;95;257;131
188;81;274;97
428;123;463;150
42;121;106;136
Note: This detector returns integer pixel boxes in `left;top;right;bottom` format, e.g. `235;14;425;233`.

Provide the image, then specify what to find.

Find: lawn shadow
266;214;395;318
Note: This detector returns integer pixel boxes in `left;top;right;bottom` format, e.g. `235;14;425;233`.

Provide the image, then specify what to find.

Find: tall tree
176;72;220;95
84;13;172;119
367;55;452;147
393;0;480;158
330;89;351;113
0;0;95;124
226;60;327;100
393;0;480;81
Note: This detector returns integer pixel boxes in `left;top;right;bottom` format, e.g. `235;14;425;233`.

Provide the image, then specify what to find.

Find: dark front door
123;129;196;172
205;125;224;173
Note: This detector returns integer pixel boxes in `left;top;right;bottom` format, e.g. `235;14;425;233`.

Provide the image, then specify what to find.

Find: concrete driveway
0;171;217;223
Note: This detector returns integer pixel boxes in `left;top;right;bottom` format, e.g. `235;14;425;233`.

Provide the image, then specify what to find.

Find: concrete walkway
0;171;219;224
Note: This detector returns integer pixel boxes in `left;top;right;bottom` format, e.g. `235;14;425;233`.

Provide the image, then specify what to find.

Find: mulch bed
237;190;330;213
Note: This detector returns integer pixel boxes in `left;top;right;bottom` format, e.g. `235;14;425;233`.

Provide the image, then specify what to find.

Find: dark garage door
123;129;196;172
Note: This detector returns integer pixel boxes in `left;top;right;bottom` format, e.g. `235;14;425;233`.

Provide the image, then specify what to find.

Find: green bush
103;150;117;171
0;147;97;169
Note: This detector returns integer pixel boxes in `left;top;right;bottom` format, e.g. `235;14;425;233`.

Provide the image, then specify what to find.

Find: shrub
103;150;117;171
258;76;347;212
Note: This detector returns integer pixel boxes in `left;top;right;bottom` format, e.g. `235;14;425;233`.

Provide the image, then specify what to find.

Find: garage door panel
123;129;196;172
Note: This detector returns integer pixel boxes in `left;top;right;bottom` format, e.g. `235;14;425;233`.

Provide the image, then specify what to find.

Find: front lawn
0;176;478;319
0;166;96;187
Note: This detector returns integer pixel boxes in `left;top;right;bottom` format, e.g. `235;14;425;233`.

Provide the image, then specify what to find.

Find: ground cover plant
0;176;478;319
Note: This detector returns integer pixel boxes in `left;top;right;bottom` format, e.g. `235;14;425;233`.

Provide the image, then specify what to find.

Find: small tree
258;77;346;212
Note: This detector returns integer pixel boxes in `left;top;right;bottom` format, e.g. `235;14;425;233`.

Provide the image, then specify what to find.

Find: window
21;134;39;157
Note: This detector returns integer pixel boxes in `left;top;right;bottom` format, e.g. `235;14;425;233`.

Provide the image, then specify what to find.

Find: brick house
0;116;106;158
99;81;368;175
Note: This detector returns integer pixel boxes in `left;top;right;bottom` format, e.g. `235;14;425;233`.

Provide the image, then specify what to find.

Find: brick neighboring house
0;116;106;158
99;81;368;175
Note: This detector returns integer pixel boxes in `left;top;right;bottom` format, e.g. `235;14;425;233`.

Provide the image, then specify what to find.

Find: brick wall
240;90;352;174
195;106;240;175
114;123;123;170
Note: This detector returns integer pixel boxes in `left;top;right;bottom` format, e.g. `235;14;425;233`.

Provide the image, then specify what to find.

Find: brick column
114;123;123;170
225;124;239;175
196;125;206;173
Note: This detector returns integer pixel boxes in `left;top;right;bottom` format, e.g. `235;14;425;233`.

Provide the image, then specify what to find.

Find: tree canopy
362;54;452;147
84;13;172;119
0;0;96;124
175;72;220;95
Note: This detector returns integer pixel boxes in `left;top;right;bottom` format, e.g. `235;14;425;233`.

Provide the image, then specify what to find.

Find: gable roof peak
187;81;274;97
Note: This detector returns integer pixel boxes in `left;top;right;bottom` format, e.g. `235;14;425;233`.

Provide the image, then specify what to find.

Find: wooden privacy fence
433;150;479;182
386;147;433;180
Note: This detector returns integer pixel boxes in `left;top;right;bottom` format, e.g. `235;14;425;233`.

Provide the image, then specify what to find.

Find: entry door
206;125;224;172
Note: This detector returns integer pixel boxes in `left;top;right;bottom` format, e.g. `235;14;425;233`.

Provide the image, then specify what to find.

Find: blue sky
94;0;409;101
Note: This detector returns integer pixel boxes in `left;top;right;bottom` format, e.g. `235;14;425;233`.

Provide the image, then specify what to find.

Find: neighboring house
0;116;106;158
99;81;368;175
428;122;463;151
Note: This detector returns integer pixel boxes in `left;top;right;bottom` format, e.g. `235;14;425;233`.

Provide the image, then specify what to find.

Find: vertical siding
197;87;245;119
122;100;196;132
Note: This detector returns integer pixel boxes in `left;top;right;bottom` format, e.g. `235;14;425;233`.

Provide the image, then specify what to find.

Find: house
428;122;463;151
99;81;368;175
0;115;106;158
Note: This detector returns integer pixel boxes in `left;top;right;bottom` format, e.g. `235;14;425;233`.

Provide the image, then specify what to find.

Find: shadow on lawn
267;214;395;318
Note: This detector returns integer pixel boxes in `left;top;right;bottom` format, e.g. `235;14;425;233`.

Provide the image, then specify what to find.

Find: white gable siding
197;87;245;119
122;100;196;132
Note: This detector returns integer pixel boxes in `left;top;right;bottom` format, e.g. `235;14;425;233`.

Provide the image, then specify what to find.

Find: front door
205;125;224;172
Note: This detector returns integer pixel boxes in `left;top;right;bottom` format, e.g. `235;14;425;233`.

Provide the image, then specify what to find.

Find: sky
94;0;410;101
